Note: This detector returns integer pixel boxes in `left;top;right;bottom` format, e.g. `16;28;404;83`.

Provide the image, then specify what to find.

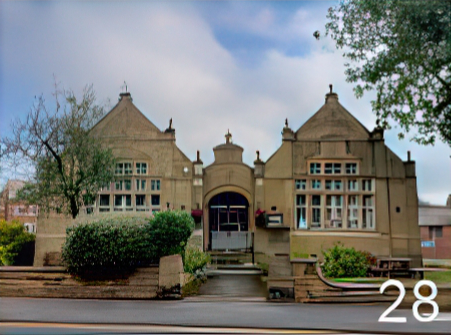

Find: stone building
252;88;421;267
34;87;422;267
89;92;193;215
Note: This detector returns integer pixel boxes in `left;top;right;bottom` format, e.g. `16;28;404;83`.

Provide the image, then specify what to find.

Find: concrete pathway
193;271;267;301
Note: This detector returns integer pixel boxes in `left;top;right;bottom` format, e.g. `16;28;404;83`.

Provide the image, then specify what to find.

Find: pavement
1;297;451;334
194;271;267;301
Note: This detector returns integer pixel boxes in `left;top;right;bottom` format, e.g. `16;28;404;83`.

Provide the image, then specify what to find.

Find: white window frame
135;194;147;211
326;195;343;228
311;179;321;190
151;194;161;211
347;195;359;228
362;195;375;229
311;195;322;228
136;179;146;191
309;163;321;175
295;179;307;190
362;179;372;191
325;163;341;174
345;163;358;174
115;180;123;191
151;179;161;191
296;194;307;229
325;180;342;191
348;179;358;191
114;194;132;211
136;162;147;175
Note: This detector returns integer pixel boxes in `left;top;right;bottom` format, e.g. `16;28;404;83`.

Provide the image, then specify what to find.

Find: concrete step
212;263;260;270
306;295;395;303
206;269;263;276
184;295;267;302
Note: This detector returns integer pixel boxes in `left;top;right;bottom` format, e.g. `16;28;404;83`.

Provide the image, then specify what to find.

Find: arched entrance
208;192;250;250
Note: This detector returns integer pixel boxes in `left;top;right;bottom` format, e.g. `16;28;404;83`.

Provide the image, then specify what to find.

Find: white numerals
379;280;407;323
412;280;439;322
379;280;439;323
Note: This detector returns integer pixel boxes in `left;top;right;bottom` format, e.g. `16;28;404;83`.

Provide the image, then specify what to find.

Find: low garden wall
0;255;184;300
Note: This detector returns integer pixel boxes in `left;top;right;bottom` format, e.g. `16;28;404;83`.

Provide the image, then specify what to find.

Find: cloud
0;1;449;204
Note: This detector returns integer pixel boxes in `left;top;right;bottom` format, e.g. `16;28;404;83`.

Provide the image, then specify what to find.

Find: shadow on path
197;273;267;298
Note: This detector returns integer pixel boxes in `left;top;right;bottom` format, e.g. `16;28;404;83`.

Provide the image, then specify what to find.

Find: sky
0;0;449;205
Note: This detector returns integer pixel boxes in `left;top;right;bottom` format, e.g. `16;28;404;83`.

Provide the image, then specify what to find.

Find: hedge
61;211;194;278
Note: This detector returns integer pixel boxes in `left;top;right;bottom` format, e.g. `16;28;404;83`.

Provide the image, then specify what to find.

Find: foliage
1;84;115;218
62;211;194;279
321;243;372;278
182;277;206;297
61;216;149;278
0;219;35;266
183;247;210;276
326;0;451;146
144;211;194;261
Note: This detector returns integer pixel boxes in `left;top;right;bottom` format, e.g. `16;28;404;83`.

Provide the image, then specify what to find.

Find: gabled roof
90;93;164;139
296;92;371;141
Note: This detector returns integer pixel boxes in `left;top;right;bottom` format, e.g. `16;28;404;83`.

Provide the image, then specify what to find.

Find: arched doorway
208;192;249;250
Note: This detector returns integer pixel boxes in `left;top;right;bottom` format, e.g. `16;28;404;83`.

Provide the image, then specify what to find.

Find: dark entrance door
208;192;249;250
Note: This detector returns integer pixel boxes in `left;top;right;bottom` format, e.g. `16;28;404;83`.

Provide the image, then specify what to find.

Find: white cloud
0;2;449;204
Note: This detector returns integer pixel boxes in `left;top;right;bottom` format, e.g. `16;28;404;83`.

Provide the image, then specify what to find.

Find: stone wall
1;255;185;300
0;266;160;299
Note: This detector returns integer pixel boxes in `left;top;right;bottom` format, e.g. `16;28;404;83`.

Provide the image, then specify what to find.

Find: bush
144;211;194;261
0;219;36;266
321;243;372;278
62;211;194;279
183;247;210;277
61;216;148;278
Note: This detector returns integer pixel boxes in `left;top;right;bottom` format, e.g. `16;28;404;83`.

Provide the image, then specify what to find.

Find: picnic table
370;257;411;278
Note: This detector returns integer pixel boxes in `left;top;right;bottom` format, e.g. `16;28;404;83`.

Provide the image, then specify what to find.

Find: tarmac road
1;297;451;334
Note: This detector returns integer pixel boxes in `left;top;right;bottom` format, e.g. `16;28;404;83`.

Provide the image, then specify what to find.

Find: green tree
0;219;35;266
326;0;451;145
1;85;115;218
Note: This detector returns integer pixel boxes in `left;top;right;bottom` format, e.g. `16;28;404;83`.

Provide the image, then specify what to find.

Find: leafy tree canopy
326;0;451;145
1;85;115;218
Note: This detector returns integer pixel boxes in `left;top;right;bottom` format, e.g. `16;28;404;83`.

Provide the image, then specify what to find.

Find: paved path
197;273;267;299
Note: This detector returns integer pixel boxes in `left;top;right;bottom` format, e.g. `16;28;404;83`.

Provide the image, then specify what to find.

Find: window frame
136;162;147;175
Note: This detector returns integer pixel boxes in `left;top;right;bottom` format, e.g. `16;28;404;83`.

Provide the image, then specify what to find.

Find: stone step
307;290;384;299
305;295;395;303
206;269;262;276
212;263;260;270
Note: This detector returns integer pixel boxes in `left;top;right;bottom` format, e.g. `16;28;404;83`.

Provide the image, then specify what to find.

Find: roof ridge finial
329;83;333;94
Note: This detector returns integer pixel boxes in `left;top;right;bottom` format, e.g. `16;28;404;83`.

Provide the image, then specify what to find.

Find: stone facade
89;92;193;214
35;88;422;267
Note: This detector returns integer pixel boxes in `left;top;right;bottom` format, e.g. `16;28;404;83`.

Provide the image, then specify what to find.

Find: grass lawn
331;277;386;284
425;271;451;284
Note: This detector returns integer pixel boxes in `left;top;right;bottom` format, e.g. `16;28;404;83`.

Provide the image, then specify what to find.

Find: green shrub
0;219;36;266
183;247;210;277
61;216;148;278
62;211;194;279
144;211;194;261
321;243;372;278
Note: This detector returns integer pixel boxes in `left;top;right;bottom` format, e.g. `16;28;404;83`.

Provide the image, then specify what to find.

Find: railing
211;231;253;251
